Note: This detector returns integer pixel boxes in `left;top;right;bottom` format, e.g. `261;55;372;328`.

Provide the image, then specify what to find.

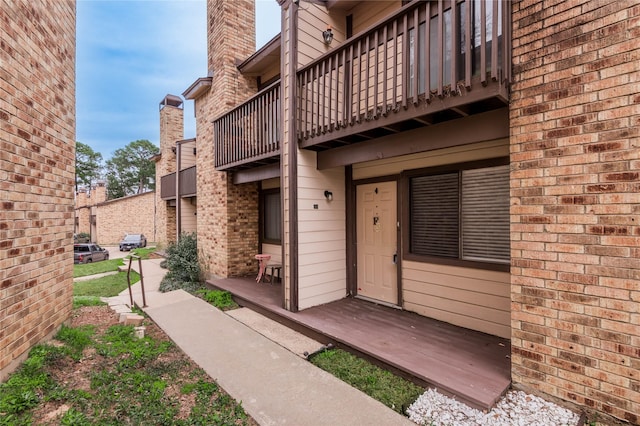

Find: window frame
401;157;510;272
260;188;282;245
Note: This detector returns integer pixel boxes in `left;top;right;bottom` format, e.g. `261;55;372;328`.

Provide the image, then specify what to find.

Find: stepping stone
120;313;144;326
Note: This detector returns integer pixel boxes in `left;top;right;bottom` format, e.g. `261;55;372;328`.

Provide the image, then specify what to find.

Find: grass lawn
310;348;424;415
73;271;140;298
125;246;157;260
73;259;124;278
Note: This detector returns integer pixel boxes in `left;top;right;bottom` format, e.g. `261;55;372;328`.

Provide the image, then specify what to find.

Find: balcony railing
160;166;197;200
213;81;280;171
160;172;176;200
297;0;511;149
179;166;196;197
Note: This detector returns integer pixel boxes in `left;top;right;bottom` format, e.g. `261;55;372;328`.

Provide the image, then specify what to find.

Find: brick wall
510;1;640;423
0;0;76;381
95;192;156;245
74;182;107;239
197;0;258;279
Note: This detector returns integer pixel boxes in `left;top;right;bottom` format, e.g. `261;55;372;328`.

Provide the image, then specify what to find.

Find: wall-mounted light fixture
324;190;333;201
322;26;333;45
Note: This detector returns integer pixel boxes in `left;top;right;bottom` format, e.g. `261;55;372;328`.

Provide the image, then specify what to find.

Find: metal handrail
126;254;147;308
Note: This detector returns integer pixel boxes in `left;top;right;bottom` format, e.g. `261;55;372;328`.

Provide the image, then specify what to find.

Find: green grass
73;271;140;298
125;246;157;260
73;258;124;278
310;348;424;415
0;316;252;425
72;296;106;309
196;290;239;310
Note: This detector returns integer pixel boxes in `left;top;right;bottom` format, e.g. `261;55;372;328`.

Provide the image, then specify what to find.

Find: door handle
393;253;398;265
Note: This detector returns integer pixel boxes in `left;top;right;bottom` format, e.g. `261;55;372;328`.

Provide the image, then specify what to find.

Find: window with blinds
461;165;510;263
409;163;509;265
262;190;281;244
410;173;459;257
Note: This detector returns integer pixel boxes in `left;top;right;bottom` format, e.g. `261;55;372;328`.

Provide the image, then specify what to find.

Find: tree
104;139;158;199
75;142;103;191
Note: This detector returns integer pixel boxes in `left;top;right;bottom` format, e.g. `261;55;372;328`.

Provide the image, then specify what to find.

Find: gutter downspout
287;0;299;312
176;142;182;241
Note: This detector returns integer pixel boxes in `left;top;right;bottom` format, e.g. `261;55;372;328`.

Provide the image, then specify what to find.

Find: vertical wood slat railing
213;81;280;170
297;0;510;143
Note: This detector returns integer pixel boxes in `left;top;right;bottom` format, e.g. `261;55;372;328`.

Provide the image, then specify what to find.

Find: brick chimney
76;188;88;207
94;180;107;203
159;94;184;176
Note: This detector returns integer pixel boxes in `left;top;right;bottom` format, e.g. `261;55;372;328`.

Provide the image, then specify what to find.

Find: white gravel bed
407;389;580;426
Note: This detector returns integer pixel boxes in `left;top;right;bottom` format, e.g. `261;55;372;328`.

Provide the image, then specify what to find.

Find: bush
74;233;90;243
159;278;203;294
159;233;202;293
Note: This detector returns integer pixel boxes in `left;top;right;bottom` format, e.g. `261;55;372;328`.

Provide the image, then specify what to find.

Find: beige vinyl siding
180;140;196;169
260;61;281;85
348;1;402;35
297;4;346;68
353;138;509;180
353;138;510;337
262;177;279;190
403;261;510;338
180;198;197;234
297;149;346;310
261;243;282;264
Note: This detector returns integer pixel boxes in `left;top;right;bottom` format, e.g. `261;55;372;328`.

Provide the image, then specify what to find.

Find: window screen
409;163;509;265
461;165;510;263
263;191;281;243
410;173;459;258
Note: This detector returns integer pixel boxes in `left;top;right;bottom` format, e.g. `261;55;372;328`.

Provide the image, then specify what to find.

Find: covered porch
207;276;511;411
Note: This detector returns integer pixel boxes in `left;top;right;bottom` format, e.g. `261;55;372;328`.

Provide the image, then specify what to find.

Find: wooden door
356;181;398;304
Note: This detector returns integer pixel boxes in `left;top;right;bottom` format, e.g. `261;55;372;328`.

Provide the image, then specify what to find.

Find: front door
356;181;398;305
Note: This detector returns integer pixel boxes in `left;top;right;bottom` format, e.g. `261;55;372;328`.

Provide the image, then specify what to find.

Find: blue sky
76;0;281;159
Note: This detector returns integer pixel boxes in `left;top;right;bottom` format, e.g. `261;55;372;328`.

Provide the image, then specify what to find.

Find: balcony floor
207;276;511;411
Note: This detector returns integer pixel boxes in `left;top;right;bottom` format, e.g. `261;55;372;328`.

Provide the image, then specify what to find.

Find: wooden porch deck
207;276;511;410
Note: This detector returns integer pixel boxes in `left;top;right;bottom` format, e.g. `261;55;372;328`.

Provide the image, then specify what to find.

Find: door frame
346;170;402;306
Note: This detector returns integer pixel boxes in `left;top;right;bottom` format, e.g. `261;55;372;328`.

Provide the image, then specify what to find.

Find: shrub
159;233;202;293
159;278;203;294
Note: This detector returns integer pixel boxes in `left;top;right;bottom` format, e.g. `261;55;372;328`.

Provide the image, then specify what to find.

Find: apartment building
156;0;639;422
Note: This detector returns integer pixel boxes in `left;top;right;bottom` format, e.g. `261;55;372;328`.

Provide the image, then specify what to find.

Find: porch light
324;190;333;201
322;26;333;45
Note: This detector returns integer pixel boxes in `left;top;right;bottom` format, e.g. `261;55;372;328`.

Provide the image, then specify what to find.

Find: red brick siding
197;0;259;279
95;192;156;245
0;0;76;380
510;1;640;423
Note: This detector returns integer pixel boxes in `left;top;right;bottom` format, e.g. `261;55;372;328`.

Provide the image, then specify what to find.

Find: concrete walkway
103;258;414;426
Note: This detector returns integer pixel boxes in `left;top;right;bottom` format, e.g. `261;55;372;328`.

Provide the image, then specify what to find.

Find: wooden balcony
179;166;196;197
213;81;281;171
298;0;511;150
160;172;176;200
160;166;197;200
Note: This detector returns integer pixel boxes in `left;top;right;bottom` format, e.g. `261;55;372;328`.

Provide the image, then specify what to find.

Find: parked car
74;243;109;264
119;234;147;251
